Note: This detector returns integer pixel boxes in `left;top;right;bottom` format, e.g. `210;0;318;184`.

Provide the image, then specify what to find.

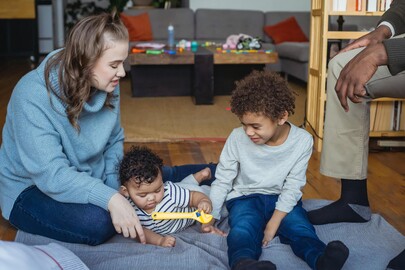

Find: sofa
122;8;311;82
264;12;310;82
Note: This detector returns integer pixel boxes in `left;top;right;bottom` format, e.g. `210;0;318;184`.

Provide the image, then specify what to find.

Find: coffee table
128;47;278;104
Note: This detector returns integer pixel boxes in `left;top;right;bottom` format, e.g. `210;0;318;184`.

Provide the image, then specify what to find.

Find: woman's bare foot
193;167;211;184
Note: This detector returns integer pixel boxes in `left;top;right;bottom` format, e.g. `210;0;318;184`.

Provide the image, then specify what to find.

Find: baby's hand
159;235;176;247
198;199;212;213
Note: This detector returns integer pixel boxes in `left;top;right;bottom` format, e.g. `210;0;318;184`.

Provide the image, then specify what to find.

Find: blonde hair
45;11;128;131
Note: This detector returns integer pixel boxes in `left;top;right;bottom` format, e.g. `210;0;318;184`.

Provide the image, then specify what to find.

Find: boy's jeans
9;164;216;245
226;194;326;270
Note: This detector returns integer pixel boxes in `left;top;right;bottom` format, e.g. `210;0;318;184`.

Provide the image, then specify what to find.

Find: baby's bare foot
193;167;211;184
160;236;176;247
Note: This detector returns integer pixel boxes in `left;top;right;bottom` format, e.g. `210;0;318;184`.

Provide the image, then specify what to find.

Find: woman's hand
108;193;146;244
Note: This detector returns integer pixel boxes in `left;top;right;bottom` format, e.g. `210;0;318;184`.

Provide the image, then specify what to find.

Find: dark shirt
380;0;405;74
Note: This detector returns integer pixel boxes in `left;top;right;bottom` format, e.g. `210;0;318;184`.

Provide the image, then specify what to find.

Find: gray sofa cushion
195;9;265;41
275;42;309;62
123;8;194;40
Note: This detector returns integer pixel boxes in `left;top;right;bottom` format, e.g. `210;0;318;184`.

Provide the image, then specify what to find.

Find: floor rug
15;200;405;270
120;78;307;142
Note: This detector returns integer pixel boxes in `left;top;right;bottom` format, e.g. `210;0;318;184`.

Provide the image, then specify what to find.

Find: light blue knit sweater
0;50;124;219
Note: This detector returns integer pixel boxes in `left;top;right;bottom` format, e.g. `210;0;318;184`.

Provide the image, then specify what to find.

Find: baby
118;145;213;247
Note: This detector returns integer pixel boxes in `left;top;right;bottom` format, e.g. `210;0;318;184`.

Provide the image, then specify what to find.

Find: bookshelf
306;0;405;152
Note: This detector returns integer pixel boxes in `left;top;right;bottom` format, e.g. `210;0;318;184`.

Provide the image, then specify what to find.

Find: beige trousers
320;47;405;180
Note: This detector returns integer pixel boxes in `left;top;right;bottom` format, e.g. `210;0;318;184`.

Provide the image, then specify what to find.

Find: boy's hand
262;223;277;247
158;235;176;247
197;198;212;213
201;220;227;236
262;209;287;247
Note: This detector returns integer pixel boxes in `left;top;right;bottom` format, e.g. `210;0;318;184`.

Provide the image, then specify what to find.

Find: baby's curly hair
119;146;163;187
230;70;296;120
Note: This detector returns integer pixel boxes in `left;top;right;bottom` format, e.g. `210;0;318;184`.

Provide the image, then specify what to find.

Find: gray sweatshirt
210;123;313;219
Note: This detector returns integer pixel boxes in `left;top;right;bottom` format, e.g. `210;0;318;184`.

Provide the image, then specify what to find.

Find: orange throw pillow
264;17;308;45
120;12;153;41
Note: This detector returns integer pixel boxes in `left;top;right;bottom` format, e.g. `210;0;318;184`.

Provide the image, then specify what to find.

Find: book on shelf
356;0;362;11
379;0;393;11
367;0;378;11
399;101;405;131
372;101;395;131
347;0;357;11
332;0;347;11
370;102;377;131
391;101;400;131
380;0;385;11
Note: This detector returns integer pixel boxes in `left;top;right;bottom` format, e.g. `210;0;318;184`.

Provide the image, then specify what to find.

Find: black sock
307;179;372;225
316;241;349;270
387;249;405;270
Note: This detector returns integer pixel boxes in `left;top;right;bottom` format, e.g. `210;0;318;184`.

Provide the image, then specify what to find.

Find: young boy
119;146;217;247
202;70;349;270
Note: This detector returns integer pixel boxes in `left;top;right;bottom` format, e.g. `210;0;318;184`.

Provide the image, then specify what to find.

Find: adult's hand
108;193;146;244
339;25;392;54
335;43;388;111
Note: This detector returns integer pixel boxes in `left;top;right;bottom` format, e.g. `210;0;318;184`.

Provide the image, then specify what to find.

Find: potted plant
108;0;132;12
132;0;154;6
153;0;182;8
65;0;104;31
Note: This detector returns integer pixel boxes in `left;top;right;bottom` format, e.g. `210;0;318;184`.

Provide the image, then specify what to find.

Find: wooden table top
129;49;195;65
128;46;278;66
205;47;278;65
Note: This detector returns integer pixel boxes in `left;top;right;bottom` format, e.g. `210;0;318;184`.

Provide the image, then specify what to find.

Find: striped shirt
128;181;195;235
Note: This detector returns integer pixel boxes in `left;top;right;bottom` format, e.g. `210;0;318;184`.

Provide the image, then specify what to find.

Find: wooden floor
0;58;404;242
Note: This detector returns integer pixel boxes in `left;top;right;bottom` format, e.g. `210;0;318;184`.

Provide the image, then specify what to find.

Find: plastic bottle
168;24;175;48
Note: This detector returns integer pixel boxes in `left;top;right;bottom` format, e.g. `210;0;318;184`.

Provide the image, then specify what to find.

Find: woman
0;12;215;245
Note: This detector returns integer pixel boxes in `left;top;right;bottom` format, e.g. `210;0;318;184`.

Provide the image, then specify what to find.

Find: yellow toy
151;210;213;224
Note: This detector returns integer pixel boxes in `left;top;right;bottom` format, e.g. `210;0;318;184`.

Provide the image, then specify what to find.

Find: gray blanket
15;200;405;270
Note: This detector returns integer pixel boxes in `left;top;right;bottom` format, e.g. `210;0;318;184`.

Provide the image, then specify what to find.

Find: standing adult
0;12;215;246
307;1;405;268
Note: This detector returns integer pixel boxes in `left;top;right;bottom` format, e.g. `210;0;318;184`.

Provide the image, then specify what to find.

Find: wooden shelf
370;131;405;137
306;0;402;152
329;11;384;16
327;31;369;39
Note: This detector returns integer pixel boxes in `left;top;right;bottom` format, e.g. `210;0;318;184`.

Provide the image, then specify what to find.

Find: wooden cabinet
0;0;35;19
0;0;36;58
306;0;405;152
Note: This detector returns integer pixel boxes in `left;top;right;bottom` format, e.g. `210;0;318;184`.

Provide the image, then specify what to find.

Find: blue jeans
226;194;326;270
9;163;217;245
162;163;217;186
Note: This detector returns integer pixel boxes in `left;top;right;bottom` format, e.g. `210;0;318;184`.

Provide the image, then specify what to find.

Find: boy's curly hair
119;146;163;187
230;70;296;120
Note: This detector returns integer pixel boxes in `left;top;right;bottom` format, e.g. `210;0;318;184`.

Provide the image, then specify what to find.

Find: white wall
71;0;310;11
189;0;310;11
